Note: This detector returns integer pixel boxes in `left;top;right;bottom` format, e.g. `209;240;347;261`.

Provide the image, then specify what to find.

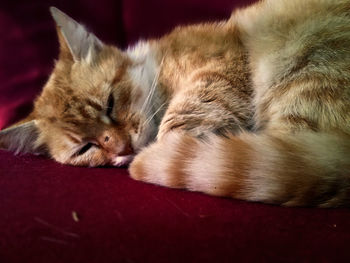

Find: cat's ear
50;7;104;63
0;120;47;155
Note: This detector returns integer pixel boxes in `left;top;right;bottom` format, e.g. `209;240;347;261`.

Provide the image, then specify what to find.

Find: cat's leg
158;75;253;140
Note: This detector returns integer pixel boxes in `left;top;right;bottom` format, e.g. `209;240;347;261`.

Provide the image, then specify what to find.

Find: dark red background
1;0;350;262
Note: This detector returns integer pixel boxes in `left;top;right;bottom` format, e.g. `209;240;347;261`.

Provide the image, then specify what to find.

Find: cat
1;0;350;207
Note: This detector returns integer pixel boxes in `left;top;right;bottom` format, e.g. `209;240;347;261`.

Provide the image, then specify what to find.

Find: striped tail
129;130;350;207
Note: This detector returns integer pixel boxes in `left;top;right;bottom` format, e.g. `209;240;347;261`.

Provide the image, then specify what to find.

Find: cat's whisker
134;101;166;146
140;69;158;113
140;55;166;114
141;76;158;115
142;102;167;128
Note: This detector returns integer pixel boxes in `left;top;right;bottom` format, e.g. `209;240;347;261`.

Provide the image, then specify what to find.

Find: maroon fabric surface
1;0;350;262
123;0;256;44
1;151;350;263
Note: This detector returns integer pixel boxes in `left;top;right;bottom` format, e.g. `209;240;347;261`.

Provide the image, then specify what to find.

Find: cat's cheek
87;151;110;167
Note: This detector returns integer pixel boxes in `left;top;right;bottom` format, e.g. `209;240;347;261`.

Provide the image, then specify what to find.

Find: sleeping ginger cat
1;0;350;207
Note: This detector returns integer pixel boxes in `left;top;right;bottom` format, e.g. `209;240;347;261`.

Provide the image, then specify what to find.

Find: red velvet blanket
1;0;349;262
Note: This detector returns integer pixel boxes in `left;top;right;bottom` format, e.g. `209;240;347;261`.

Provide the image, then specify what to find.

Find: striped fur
130;131;350;207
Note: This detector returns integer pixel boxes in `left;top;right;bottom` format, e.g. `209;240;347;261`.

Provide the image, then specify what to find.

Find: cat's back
235;0;350;39
234;0;350;93
235;0;350;60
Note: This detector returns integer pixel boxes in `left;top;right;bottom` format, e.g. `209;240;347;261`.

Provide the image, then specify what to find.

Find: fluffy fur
1;0;350;207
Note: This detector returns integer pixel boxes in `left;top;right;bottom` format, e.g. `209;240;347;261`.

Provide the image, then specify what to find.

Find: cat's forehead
70;49;127;87
50;49;127;99
35;86;104;132
50;74;111;116
36;65;120;121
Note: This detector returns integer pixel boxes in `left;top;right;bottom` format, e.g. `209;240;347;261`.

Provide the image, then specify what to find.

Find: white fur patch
126;41;163;150
100;115;111;125
127;41;159;109
112;154;134;167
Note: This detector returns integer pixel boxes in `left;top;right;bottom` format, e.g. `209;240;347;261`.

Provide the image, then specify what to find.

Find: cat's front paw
112;154;134;167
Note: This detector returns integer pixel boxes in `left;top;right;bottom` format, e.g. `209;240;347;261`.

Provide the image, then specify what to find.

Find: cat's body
1;0;350;207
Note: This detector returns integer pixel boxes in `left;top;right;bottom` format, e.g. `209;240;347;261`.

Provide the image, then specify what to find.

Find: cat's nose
98;130;133;156
98;132;116;152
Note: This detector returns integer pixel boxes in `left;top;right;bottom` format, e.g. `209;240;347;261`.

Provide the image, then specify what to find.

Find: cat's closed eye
75;142;96;156
106;94;114;117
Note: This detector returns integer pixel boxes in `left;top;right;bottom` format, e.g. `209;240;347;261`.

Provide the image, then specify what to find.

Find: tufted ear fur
50;7;104;63
0;120;47;155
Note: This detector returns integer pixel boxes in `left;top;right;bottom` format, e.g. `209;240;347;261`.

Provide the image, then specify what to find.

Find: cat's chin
111;155;135;167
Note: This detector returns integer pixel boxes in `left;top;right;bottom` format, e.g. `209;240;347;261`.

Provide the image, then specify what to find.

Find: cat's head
0;7;163;167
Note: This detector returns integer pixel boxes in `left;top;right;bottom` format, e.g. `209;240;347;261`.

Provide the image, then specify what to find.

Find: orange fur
1;0;350;207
